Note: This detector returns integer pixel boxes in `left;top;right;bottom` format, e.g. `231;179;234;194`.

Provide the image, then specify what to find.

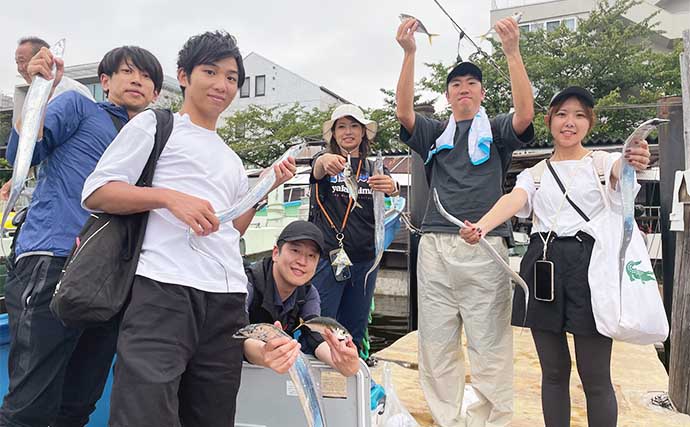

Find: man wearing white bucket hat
308;104;398;357
395;16;535;427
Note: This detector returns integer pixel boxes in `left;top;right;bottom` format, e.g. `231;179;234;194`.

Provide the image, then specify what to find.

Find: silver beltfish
363;152;385;292
342;154;362;211
216;142;306;224
1;39;65;234
619;118;668;288
234;323;327;427
399;13;439;45
433;188;529;324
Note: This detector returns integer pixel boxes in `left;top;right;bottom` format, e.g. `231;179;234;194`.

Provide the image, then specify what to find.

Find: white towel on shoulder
425;107;493;165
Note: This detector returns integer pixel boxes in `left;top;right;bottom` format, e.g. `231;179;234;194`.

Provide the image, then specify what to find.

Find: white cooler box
235;358;371;427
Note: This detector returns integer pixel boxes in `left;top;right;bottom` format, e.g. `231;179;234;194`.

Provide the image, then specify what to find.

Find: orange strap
315;157;363;234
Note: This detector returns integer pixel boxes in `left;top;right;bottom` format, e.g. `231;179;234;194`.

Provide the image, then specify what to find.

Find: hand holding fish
623;139;650;171
367;174;396;194
260;321;302;374
164;189;219;236
494;16;521;57
316;153;347;177
268;157;297;192
459;220;484;245
396;18;418;54
27;47;63;91
322;328;359;377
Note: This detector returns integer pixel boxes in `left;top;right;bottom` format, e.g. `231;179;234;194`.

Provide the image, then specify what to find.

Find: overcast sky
0;0;492;109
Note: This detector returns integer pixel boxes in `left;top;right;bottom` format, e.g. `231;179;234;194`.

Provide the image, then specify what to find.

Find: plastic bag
378;362;419;427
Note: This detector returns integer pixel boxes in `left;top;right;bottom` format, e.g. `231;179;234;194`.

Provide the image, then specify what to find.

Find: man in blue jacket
0;45;163;427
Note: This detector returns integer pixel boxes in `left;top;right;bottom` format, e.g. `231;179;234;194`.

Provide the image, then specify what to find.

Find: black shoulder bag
50;109;174;327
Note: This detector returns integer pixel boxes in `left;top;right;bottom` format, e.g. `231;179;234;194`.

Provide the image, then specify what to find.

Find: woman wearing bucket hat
459;87;651;427
308;104;398;356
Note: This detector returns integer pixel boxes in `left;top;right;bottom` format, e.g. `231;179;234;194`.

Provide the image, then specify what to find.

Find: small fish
479;12;523;40
295;316;351;341
399;13;439;45
234;323;327;427
433;188;529;324
363;152;385;292
619;118;668;290
342;155;362;211
331;248;352;277
216;142;306;224
1;39;65;238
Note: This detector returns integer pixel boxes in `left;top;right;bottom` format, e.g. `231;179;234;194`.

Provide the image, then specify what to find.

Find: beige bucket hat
322;104;378;142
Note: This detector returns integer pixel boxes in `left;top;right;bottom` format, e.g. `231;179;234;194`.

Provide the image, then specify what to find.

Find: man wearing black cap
242;220;360;377
395;16;535;427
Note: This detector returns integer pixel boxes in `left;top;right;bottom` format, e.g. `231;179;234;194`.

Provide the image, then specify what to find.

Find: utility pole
669;29;690;415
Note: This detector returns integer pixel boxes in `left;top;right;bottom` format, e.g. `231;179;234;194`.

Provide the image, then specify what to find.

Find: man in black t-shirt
395;17;535;427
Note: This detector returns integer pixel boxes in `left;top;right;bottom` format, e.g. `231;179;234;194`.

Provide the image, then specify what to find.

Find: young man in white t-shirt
81;31;296;427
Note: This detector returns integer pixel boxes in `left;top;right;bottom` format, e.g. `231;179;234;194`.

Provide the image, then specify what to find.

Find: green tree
418;0;682;145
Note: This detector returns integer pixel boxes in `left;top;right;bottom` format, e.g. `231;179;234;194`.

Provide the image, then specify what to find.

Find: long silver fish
234;323;327;427
1;39;65;235
363;152;385;292
433;189;529;323
216;142;305;224
479;12;523;40
342;154;362;211
618;119;668;290
399;13;439;45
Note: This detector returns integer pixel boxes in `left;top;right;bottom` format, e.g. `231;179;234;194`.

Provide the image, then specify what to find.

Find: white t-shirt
82;111;249;293
514;152;639;237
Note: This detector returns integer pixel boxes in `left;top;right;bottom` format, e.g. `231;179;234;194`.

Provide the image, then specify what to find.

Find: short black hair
18;37;50;55
97;46;164;96
176;30;245;96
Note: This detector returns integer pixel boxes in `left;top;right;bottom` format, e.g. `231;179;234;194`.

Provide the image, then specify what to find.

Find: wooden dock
371;329;690;427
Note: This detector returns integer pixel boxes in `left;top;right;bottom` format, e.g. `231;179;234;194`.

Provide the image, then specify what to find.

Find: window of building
86;83;105;102
563;18;576;31
530;22;545;32
255;75;266;97
519;24;530;33
240;77;250;98
546;20;561;32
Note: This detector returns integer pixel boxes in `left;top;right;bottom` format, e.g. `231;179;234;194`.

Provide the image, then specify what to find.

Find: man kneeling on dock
243;220;360;377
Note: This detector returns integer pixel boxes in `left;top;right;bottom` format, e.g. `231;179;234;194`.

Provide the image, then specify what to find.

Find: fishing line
430;0;546;112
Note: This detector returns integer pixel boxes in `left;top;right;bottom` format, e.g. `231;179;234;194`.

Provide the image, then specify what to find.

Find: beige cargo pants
417;233;513;427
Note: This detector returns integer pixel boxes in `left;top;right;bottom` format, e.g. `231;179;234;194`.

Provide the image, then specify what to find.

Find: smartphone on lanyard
534;259;555;302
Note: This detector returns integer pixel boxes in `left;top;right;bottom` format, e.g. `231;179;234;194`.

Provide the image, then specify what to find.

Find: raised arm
395;19;418;134
494;17;534;134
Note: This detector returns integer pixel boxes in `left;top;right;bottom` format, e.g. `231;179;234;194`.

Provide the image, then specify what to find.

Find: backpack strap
135;109;174;188
105;111;124;133
590;150;608;184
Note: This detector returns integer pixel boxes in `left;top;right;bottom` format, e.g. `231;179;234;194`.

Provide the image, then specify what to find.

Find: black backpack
50;109;174;327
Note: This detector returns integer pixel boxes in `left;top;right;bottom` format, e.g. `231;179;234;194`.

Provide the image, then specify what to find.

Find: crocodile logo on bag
625;260;656;284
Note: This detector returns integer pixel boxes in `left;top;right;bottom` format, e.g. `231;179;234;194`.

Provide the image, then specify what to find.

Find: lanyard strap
314;157;363;235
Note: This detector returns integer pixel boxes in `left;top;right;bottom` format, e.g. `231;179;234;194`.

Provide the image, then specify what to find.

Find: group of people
0;14;651;427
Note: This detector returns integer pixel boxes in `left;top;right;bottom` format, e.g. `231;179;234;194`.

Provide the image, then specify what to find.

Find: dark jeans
0;255;118;427
108;276;247;427
311;257;378;350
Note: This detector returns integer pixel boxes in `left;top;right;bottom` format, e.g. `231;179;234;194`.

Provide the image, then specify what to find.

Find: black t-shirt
309;152;391;263
400;112;534;236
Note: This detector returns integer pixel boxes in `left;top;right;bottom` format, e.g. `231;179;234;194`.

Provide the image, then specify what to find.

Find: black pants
0;255;118;427
108;276;248;427
532;329;617;427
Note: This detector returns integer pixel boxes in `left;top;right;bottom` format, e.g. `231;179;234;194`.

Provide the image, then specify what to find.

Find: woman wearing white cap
308;104;398;356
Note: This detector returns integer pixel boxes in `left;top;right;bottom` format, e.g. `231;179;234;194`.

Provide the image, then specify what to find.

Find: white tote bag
582;166;669;345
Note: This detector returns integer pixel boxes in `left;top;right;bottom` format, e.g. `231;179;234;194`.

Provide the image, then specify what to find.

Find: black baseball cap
549;86;595;108
277;220;326;254
446;62;483;85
